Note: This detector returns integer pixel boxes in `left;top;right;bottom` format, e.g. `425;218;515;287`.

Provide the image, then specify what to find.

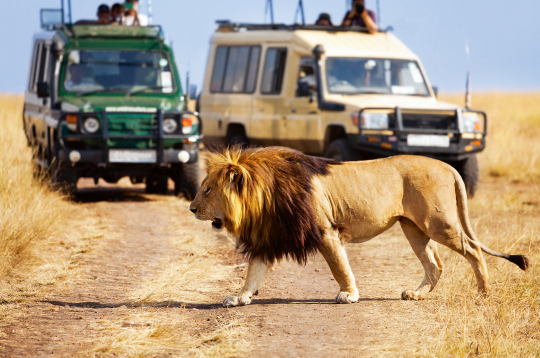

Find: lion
189;146;529;307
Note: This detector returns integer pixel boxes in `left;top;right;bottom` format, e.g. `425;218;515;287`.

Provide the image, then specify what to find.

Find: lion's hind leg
318;230;359;304
399;218;443;301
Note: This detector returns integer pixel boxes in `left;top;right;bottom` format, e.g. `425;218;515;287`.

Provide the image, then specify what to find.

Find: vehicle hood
59;96;182;113
326;94;460;111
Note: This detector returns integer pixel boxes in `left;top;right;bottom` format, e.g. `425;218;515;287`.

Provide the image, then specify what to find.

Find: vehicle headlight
361;112;389;129
163;118;178;134
83;117;100;133
462;112;483;132
181;114;197;135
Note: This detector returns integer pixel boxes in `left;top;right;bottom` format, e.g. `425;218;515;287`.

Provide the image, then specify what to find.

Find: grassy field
0;93;538;356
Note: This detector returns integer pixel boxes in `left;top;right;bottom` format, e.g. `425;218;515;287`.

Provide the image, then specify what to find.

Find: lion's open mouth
211;218;222;229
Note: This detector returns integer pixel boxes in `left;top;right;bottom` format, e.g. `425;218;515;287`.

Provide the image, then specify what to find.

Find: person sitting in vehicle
315;13;333;26
65;64;102;91
341;0;377;34
110;3;124;25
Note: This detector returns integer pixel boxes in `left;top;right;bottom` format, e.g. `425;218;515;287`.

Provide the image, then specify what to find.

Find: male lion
189;146;529;307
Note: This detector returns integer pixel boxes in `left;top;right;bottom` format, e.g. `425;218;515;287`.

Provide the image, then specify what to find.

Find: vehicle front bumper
352;107;487;161
58;109;201;165
58;148;199;165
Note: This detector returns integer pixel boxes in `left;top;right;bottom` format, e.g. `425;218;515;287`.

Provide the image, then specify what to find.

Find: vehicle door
24;39;53;160
283;56;321;153
204;45;260;142
250;46;289;146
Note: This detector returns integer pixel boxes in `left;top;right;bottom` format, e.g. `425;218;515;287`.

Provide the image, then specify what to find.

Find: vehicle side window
210;45;261;93
36;44;49;84
28;42;43;92
261;48;287;94
296;57;316;97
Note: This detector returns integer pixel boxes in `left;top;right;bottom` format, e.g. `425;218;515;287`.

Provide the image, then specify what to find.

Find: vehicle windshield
325;57;430;96
63;50;176;94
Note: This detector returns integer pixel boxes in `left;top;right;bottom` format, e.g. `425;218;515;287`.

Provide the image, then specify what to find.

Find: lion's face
189;173;226;230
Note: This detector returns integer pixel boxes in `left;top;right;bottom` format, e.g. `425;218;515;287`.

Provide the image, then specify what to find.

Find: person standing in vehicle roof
111;3;124;24
96;4;111;24
75;4;111;24
341;0;377;34
124;0;149;26
315;13;333;26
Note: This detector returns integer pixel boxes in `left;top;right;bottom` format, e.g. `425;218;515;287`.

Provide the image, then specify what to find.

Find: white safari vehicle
199;22;486;197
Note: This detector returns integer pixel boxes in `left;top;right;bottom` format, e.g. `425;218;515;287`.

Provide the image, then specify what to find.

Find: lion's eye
205;188;212;195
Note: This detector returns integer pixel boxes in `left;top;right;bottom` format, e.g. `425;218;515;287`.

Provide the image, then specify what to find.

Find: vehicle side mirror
432;86;438;98
37;82;50;98
297;81;311;97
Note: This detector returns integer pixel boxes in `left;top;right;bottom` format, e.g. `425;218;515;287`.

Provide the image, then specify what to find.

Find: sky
1;0;539;94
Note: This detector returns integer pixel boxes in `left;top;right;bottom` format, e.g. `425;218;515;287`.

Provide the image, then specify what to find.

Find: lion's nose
190;208;197;214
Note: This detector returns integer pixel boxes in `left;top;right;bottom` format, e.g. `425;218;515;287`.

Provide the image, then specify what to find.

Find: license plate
407;135;450;148
109;150;157;163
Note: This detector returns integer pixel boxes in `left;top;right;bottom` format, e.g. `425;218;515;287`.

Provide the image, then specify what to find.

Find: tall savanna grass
0;95;69;285
440;92;540;182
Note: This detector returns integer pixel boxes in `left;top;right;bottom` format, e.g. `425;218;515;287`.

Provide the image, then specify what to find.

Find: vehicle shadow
73;187;156;203
72;178;176;203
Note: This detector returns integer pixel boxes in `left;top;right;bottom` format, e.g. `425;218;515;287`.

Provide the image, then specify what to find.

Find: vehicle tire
454;155;479;198
324;138;362;162
228;134;249;148
174;162;200;201
49;139;78;194
51;162;78;194
145;174;169;194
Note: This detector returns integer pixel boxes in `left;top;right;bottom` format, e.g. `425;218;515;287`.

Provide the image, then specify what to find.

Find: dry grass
440;92;540;182
90;193;247;357
92;309;247;358
0;95;103;305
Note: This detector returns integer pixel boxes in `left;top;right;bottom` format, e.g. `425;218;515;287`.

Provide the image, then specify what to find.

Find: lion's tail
451;168;530;271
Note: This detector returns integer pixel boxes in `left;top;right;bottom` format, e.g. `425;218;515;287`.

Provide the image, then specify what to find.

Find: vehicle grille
401;112;457;131
107;114;157;135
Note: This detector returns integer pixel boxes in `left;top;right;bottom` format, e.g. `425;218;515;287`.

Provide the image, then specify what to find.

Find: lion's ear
228;168;244;195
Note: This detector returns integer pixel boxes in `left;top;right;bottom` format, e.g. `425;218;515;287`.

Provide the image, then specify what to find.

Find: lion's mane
205;146;337;264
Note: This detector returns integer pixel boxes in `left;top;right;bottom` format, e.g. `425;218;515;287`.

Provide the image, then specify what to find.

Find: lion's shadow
42;297;399;310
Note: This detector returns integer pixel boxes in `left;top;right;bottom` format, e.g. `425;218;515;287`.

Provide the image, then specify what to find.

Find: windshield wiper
76;88;129;97
125;86;164;97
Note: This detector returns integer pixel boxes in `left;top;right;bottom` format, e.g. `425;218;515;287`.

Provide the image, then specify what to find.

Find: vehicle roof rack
215;20;393;34
69;24;164;39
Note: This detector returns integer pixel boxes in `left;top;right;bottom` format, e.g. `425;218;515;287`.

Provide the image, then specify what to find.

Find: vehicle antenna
376;0;381;26
147;0;153;25
67;0;72;24
186;71;190;106
61;0;65;23
265;0;275;24
294;0;306;25
465;39;471;108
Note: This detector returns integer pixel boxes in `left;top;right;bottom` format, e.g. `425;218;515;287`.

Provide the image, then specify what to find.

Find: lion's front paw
401;290;419;301
335;291;359;304
222;294;251;308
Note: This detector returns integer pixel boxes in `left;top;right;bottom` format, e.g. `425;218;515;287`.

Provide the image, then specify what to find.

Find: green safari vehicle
23;10;201;198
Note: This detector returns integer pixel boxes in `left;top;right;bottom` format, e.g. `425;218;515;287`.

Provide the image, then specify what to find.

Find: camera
355;3;365;14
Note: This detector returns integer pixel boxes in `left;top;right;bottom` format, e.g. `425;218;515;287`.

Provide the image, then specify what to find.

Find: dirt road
0;177;446;357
